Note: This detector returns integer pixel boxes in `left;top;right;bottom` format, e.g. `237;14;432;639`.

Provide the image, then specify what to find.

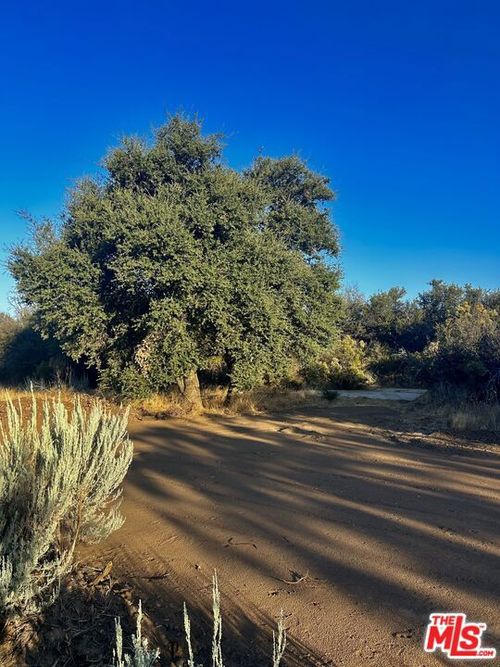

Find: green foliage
369;349;430;387
0;312;77;386
343;286;425;352
431;303;500;399
0;313;17;357
417;279;471;345
9;115;340;399
343;281;500;396
303;335;373;389
0;396;132;618
246;155;338;257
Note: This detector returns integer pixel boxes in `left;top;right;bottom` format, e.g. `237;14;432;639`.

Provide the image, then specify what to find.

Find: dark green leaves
9;115;340;396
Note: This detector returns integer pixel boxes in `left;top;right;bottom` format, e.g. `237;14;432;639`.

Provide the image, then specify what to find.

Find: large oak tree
9;116;341;406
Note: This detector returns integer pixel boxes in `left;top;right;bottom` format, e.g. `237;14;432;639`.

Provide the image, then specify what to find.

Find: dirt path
90;403;500;666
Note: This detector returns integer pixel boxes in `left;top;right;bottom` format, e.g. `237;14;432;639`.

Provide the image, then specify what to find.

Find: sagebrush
115;573;287;667
0;395;132;618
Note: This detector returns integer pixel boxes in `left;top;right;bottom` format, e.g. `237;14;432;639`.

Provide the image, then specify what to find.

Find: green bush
369;348;430;387
303;336;374;389
0;396;132;618
430;303;500;399
341;282;500;396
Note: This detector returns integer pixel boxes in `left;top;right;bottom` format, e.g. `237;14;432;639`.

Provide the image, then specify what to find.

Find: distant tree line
342;280;500;399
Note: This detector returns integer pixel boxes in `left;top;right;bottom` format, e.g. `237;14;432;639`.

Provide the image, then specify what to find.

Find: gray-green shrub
115;573;287;667
0;395;132;618
114;601;160;667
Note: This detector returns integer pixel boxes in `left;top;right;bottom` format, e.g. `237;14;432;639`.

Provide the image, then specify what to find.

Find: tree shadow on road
93;402;499;665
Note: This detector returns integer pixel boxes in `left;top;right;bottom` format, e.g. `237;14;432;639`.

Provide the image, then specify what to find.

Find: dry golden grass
420;386;500;433
0;388;123;430
130;390;194;418
3;385;498;432
131;385;323;419
0;386;79;402
204;385;322;414
444;403;500;431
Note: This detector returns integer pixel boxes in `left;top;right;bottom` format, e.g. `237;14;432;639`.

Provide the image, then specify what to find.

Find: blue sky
1;1;498;312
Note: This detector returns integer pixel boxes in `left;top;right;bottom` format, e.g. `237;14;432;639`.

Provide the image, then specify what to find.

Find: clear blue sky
1;0;498;312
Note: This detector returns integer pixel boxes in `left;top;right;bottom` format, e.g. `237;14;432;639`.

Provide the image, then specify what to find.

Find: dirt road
91;403;500;666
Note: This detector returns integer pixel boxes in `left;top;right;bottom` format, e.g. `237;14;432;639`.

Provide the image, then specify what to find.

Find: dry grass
0;385;324;424
0;386;85;403
421;385;500;433
5;384;498;432
130;390;192;418
0;388;95;427
444;403;500;431
0;387;117;424
204;386;322;415
131;385;324;419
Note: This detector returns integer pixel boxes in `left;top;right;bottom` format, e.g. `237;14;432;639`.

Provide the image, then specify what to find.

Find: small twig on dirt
145;572;171;581
224;536;257;549
90;560;113;586
127;571;171;581
278;570;310;585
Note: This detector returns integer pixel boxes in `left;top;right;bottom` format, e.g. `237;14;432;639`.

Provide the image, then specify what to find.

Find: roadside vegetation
0;393;287;665
343;281;500;398
0;395;132;618
3;118;499;419
113;576;286;667
342;280;500;429
1;277;498;425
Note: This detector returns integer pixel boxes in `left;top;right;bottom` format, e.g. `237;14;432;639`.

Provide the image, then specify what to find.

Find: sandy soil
88;402;500;666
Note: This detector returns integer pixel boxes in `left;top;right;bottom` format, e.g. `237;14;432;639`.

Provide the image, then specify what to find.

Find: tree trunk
180;369;203;412
224;381;235;407
224;354;236;407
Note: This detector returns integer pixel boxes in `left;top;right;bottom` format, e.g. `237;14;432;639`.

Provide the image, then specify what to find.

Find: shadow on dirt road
88;403;499;666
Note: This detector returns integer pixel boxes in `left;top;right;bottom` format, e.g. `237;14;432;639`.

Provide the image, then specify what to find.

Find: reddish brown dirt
89;402;500;666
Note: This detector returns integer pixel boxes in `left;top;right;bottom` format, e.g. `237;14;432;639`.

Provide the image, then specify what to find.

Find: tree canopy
9;116;341;402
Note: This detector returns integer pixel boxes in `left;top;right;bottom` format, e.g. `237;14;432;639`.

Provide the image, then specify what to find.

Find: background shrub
0;311;87;388
342;281;500;397
430;303;500;400
303;336;374;389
